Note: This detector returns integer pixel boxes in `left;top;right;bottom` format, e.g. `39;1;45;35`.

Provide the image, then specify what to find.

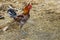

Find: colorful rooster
7;3;32;28
15;3;32;28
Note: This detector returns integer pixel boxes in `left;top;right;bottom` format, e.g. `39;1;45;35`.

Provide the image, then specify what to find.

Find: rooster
7;3;32;29
15;3;32;28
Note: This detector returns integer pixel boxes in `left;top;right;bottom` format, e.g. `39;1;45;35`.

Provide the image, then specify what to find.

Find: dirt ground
0;0;59;40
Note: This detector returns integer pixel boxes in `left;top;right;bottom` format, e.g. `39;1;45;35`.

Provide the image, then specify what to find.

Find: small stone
0;15;4;19
2;26;8;31
21;39;25;40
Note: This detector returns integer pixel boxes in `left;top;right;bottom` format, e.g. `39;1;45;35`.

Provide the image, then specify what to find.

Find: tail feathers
7;8;17;18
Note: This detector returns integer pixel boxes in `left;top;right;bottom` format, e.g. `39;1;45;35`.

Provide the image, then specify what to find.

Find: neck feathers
23;3;32;15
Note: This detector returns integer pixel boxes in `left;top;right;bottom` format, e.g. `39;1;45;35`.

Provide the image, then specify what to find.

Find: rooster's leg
19;24;23;30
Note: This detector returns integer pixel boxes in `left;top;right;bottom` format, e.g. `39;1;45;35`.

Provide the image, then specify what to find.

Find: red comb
28;4;32;9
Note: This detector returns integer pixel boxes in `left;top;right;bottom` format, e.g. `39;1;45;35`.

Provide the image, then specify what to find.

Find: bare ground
0;0;59;40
